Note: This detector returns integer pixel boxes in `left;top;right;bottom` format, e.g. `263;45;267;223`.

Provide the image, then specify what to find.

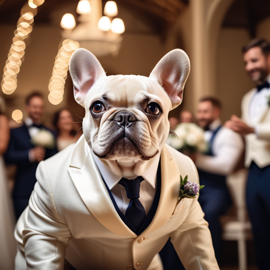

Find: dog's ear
149;49;190;110
69;48;106;106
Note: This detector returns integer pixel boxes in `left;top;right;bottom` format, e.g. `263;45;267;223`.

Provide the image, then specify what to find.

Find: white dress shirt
249;75;270;126
196;119;244;175
25;118;41;162
25;118;40;138
92;149;160;215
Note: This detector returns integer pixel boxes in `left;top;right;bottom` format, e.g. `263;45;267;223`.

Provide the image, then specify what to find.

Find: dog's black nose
114;111;136;128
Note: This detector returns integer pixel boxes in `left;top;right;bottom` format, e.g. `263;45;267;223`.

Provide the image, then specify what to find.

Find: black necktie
119;176;146;231
257;81;270;92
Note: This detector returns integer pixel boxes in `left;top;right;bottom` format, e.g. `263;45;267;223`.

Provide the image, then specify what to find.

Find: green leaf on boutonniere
179;175;205;202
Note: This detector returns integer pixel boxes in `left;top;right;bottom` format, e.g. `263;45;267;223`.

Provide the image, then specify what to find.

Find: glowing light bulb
12;109;23;122
77;0;91;14
22;12;34;21
104;1;118;17
28;0;37;9
33;0;45;7
48;93;63;105
111;18;125;34
98;16;111;32
60;13;76;30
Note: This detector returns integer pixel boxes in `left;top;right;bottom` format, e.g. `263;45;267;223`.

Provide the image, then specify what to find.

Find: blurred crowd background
1;0;270;270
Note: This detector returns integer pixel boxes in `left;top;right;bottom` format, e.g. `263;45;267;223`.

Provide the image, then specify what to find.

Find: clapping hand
225;115;254;136
32;146;45;162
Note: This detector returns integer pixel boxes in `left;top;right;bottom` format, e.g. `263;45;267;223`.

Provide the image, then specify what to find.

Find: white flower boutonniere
179;175;204;202
31;129;55;149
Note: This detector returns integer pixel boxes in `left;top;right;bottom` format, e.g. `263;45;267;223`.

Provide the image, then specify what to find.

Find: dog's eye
146;103;160;115
92;102;105;114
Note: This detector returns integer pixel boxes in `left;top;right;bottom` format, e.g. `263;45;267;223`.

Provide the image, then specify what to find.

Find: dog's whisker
74;127;83;138
169;129;179;139
74;113;83;120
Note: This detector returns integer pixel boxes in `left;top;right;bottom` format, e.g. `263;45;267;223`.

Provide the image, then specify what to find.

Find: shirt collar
24;118;42;127
91;147;159;190
24;118;33;127
209;119;222;131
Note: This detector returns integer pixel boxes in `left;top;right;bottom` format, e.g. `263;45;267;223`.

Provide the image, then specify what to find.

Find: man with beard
5;92;57;220
226;39;270;270
194;97;243;261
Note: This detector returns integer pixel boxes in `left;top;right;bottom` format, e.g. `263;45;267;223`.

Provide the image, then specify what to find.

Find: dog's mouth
93;130;158;160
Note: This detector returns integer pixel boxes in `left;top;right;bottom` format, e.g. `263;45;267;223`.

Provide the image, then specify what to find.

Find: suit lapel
257;106;270;123
138;145;180;237
22;123;34;148
245;89;270;124
244;89;256;124
68;136;136;237
68;137;180;237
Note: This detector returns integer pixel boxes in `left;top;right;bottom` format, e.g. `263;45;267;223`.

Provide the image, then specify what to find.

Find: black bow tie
257;81;270;92
29;123;42;129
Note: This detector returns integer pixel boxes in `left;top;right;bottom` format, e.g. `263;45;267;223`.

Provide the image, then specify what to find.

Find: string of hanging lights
1;0;125;108
47;0;125;106
1;0;45;96
48;39;80;105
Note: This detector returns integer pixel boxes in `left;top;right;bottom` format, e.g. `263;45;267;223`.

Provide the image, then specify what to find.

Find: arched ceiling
223;0;270;38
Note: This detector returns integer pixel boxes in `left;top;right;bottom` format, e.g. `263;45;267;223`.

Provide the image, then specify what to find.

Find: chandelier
60;0;125;57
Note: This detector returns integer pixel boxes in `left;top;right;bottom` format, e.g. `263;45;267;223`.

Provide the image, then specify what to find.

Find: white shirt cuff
254;126;259;137
29;149;35;162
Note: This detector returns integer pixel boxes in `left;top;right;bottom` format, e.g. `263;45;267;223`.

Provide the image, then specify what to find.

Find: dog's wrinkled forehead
84;74;171;110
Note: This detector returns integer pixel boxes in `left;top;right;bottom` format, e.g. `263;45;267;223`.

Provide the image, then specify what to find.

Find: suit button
127;265;133;269
136;262;143;267
137;237;145;243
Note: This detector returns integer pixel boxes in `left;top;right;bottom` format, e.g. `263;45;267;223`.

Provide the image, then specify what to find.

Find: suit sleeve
22;161;71;270
4;129;31;164
196;129;244;175
171;160;219;270
241;91;270;141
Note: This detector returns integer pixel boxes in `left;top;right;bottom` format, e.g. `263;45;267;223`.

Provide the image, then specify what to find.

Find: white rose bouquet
31;129;55;149
167;123;207;154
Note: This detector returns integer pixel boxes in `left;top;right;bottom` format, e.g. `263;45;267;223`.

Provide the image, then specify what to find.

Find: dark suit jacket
4;123;58;198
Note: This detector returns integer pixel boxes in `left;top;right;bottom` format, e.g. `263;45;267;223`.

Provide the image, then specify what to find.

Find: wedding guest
4;91;58;220
0;96;17;270
195;97;244;261
226;38;270;270
53;109;77;151
180;110;194;123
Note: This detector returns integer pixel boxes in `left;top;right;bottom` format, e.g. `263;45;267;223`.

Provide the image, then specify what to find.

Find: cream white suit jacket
15;135;219;270
242;89;270;168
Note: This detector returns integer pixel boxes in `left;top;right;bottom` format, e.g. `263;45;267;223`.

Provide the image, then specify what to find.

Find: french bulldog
14;48;220;270
69;48;190;178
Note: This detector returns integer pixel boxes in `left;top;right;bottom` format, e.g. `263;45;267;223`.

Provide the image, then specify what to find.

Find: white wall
257;16;270;40
216;28;254;122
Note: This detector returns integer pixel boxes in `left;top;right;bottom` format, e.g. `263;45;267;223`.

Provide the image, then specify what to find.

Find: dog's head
69;49;190;162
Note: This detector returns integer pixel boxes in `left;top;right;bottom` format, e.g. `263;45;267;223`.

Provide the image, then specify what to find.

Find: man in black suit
5;92;57;219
